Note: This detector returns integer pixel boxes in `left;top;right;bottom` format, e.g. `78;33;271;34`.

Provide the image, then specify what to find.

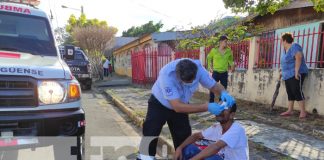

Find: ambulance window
0;12;56;56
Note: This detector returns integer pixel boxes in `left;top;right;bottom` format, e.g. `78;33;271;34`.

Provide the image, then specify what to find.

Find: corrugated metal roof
242;0;314;22
105;37;138;56
151;31;201;42
279;0;314;11
114;37;138;49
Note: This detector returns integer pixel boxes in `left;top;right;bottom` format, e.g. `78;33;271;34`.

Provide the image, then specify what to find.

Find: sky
38;0;239;36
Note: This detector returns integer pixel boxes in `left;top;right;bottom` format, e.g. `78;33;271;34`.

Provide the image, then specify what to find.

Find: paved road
0;89;141;160
83;88;141;160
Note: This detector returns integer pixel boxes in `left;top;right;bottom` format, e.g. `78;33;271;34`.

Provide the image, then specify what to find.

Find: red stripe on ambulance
0;51;21;59
0;139;18;147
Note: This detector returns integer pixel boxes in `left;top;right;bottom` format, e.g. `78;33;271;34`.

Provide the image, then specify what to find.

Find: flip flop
280;112;293;116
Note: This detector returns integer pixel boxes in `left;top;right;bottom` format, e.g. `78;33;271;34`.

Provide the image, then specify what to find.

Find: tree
177;16;248;50
72;26;118;79
223;0;324;15
122;21;163;37
67;13;118;79
166;27;176;32
66;14;108;34
55;14;110;45
54;27;69;45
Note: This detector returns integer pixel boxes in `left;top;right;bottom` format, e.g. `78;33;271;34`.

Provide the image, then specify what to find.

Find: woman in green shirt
207;36;235;102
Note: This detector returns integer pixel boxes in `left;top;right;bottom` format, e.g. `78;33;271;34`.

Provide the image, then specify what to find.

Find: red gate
131;50;146;84
131;46;172;84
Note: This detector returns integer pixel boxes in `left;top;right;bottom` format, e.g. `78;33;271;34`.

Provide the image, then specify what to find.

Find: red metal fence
174;49;200;60
131;46;172;84
204;40;250;69
256;26;324;69
132;40;250;84
131;50;146;84
132;46;202;84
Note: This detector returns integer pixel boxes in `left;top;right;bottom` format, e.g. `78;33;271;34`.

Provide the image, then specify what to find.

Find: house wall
113;35;156;77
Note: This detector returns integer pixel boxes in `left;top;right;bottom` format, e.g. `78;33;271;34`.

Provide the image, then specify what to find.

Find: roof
151;31;201;42
243;0;314;22
279;0;313;11
0;2;47;18
113;37;138;49
105;37;138;57
112;30;213;55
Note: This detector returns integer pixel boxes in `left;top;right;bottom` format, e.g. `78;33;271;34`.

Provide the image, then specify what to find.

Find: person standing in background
207;36;235;103
103;58;110;77
279;33;308;119
108;57;113;76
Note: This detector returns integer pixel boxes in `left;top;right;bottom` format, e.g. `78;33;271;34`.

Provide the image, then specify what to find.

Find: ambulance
0;1;85;159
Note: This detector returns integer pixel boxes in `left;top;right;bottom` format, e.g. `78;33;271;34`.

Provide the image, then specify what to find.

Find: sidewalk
103;85;324;160
94;73;132;87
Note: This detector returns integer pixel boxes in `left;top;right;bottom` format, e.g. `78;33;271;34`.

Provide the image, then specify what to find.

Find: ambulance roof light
1;0;41;6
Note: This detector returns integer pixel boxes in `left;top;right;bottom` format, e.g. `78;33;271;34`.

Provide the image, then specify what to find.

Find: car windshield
75;50;85;60
0;11;57;56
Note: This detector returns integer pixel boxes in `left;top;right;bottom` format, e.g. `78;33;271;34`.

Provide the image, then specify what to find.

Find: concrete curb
104;89;175;157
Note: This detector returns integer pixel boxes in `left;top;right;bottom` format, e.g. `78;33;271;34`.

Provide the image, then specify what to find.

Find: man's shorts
284;73;306;101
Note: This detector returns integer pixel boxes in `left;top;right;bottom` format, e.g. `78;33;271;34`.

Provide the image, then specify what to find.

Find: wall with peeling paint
226;69;324;115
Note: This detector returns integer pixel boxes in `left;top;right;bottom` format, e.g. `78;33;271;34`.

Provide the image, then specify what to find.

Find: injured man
173;102;249;160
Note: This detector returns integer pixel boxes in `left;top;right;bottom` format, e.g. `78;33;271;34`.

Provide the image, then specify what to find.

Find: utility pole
49;9;54;21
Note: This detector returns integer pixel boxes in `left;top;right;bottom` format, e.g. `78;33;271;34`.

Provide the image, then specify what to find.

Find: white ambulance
0;1;85;159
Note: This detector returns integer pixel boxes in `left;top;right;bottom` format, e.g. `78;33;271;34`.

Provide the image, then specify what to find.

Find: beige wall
114;52;132;77
227;68;324;115
114;38;156;77
198;37;324;115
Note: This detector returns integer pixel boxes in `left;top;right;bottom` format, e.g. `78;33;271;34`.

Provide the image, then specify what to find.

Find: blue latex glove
208;103;225;116
220;91;235;107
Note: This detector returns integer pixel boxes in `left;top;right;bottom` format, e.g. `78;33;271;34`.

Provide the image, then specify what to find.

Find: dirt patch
193;92;324;140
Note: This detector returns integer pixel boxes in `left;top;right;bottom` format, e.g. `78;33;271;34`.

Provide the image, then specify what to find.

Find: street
0;89;141;160
83;88;141;160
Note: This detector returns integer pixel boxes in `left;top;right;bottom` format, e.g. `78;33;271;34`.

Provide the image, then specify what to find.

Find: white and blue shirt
152;59;216;109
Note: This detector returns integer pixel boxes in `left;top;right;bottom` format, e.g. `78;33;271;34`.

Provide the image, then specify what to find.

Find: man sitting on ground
173;103;249;160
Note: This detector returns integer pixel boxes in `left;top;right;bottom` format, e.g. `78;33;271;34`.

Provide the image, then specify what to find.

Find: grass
189;114;200;121
134;109;147;118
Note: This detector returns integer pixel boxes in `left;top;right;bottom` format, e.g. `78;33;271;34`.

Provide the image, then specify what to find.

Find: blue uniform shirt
281;43;308;80
152;59;216;109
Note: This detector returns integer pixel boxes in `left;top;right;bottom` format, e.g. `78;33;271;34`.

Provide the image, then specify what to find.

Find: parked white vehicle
0;1;85;159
